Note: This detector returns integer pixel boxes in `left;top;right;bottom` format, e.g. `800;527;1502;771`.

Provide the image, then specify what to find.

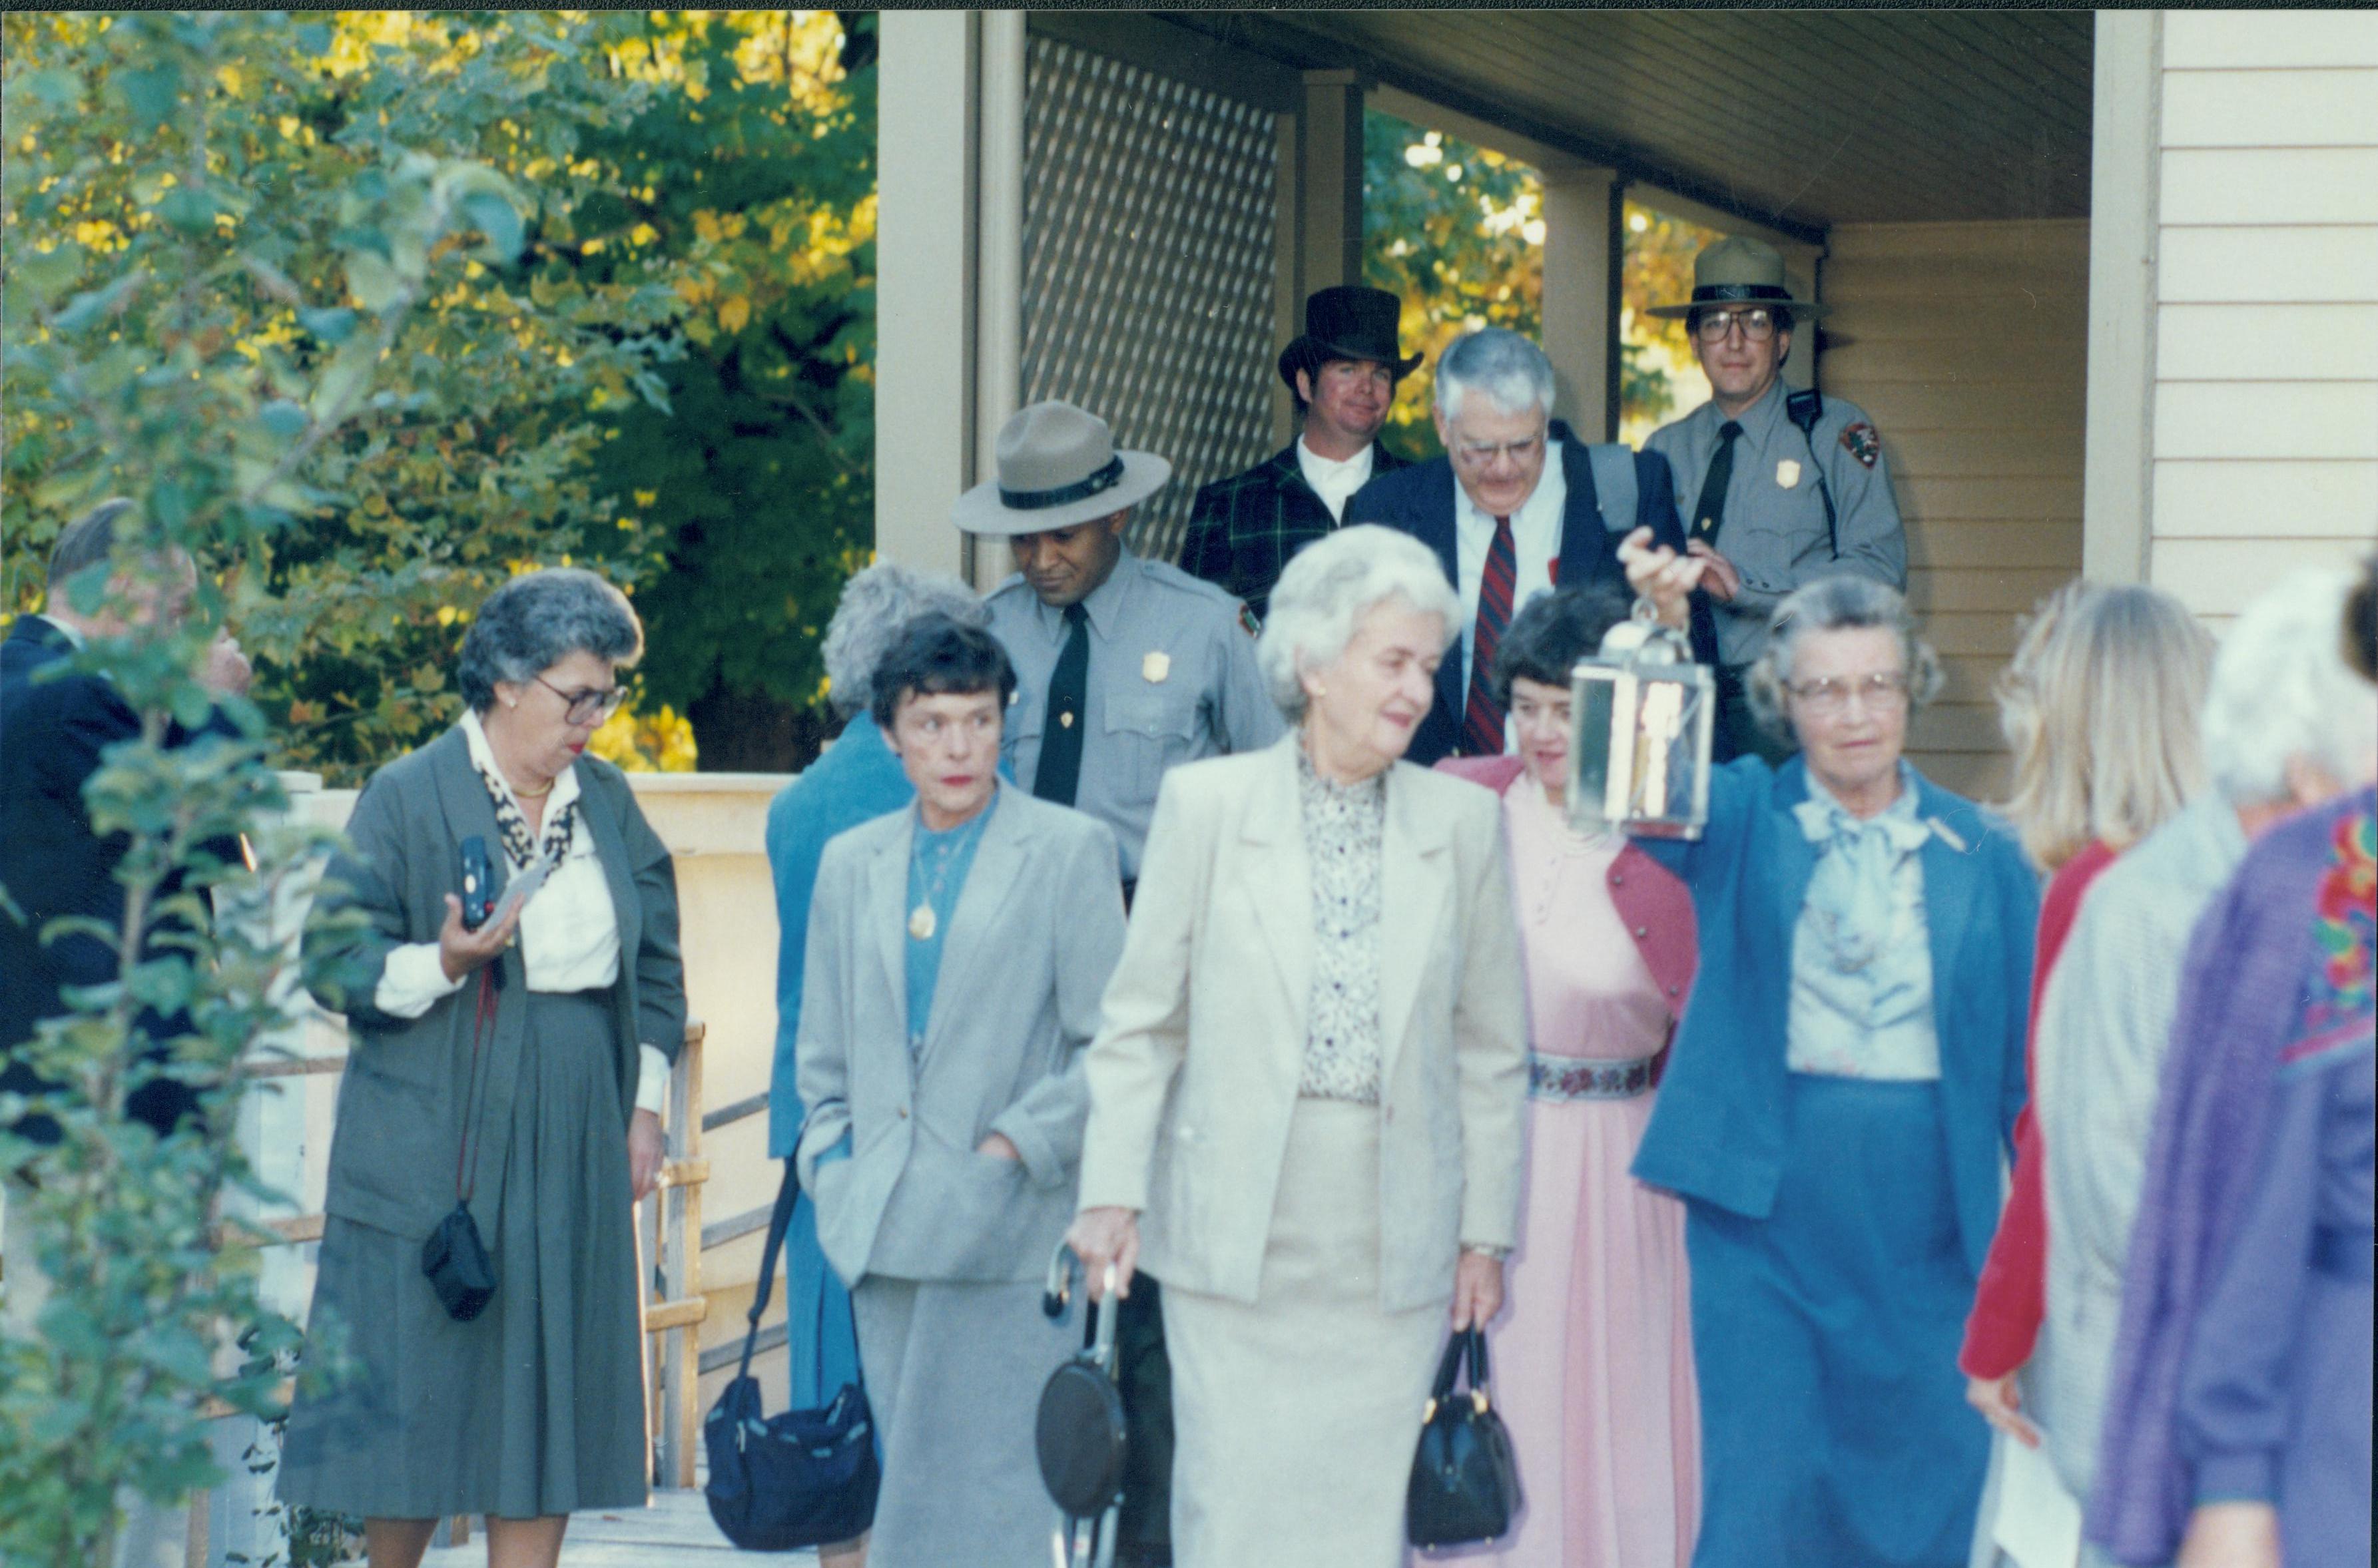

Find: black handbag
703;1160;880;1551
1406;1328;1523;1549
1036;1246;1129;1527
420;969;500;1322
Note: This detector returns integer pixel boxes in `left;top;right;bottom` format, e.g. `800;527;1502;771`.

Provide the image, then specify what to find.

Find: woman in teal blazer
1618;535;2037;1568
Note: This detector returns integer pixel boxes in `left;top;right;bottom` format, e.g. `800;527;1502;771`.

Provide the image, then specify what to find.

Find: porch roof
1159;9;2096;236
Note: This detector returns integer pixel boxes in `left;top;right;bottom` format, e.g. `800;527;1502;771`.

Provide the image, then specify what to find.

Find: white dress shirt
1295;437;1375;525
374;710;668;1113
1453;443;1566;750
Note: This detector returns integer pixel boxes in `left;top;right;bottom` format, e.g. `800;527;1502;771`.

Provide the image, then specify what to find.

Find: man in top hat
1179;285;1418;623
960;399;1283;896
1345;326;1709;768
1644;235;1907;763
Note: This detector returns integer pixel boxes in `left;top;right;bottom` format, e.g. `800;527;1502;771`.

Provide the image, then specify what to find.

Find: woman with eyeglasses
280;567;685;1568
1611;534;2039;1568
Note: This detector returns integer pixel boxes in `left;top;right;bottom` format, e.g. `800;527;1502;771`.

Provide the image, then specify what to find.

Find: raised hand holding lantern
1567;603;1715;840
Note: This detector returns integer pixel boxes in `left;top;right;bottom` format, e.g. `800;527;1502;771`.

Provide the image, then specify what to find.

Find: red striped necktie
1462;515;1516;756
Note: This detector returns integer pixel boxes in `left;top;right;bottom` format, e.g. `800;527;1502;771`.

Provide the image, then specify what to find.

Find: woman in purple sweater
2090;557;2377;1568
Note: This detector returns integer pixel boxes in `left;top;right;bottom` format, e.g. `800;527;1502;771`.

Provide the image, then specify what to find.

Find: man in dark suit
1345;327;1715;768
1179;286;1418;623
1;498;252;1150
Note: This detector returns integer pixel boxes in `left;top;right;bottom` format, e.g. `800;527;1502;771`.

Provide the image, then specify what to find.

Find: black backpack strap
1785;387;1841;561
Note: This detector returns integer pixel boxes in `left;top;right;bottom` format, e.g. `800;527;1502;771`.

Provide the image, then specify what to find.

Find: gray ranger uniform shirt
987;548;1284;882
1645;379;1908;667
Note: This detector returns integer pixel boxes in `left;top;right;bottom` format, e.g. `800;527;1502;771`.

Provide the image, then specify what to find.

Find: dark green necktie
1033;603;1089;806
1690;420;1745;543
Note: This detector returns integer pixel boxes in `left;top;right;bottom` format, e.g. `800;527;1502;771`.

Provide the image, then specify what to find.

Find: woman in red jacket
1960;582;2210;1451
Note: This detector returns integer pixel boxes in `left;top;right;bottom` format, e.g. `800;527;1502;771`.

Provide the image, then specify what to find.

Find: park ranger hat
1646;236;1828;320
952;399;1172;537
1277;284;1424;392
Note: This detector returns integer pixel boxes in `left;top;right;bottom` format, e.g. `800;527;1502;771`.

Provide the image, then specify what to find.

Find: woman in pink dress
1440;584;1701;1568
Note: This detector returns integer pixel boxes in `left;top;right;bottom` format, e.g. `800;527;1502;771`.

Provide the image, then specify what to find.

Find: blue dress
1632;757;2038;1567
764;714;913;1405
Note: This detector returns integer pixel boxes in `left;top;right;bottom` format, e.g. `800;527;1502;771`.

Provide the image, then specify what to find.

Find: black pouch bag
1406;1327;1523;1549
420;1200;497;1321
703;1160;880;1551
421;963;500;1323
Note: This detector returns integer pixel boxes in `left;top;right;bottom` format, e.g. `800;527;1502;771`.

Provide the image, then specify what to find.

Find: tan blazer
1076;734;1528;1313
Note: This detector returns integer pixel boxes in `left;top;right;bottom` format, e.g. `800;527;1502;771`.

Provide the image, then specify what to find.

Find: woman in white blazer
796;615;1128;1568
1068;525;1530;1568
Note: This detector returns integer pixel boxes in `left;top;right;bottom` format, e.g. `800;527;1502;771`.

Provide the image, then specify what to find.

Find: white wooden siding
1819;218;2092;799
2149;11;2378;620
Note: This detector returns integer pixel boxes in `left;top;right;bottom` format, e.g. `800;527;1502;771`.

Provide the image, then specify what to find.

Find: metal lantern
1566;604;1717;840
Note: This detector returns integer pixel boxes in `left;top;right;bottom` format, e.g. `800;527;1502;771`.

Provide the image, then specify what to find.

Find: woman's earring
505;696;517;708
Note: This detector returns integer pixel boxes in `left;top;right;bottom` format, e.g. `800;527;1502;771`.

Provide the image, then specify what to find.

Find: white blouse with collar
372;710;668;1113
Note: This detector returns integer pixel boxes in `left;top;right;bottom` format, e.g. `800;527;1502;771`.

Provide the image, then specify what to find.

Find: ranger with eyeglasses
1645;236;1908;763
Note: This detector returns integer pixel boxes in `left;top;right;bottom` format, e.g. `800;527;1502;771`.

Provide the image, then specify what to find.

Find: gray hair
822;561;986;717
1257;525;1462;721
48;497;139;591
1433;328;1556;425
1747;574;1945;742
457;567;643;712
2202;567;2375;807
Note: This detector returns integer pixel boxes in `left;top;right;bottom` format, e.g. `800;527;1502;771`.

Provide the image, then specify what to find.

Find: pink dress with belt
1482;772;1701;1568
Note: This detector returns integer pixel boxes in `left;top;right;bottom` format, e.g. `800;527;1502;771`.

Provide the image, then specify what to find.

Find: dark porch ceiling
1160;9;2096;236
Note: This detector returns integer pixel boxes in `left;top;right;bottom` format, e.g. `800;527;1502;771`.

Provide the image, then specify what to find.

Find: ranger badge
1840;422;1881;469
1775;459;1801;489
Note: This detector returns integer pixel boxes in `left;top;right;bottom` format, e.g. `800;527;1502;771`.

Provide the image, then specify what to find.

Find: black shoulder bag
1406;1327;1522;1549
420;966;500;1322
1785;386;1843;562
703;1159;880;1551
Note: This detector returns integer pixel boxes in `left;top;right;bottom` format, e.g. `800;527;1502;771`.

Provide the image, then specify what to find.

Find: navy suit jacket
1;616;239;1141
1344;421;1713;766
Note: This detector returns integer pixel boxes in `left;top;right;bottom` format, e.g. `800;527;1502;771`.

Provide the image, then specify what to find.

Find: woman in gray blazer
1067;526;1529;1568
795;614;1129;1568
279;569;685;1568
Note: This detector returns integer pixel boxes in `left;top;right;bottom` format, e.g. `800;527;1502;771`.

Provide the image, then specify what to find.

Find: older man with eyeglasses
1645;237;1907;764
1345;327;1709;768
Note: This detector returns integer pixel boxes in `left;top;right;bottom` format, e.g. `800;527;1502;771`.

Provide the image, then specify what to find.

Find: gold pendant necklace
908;904;936;941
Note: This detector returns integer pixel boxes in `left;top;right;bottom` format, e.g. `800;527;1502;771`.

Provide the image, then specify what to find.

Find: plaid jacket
1179;439;1407;622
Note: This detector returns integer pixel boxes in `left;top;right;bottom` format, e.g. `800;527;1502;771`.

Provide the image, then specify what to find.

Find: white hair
1257;526;1461;721
821;561;986;716
2202;567;2375;806
1432;328;1556;424
1747;573;1944;742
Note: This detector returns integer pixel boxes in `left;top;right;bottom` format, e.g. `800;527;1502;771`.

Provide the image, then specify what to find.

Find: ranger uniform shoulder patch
1840;422;1881;469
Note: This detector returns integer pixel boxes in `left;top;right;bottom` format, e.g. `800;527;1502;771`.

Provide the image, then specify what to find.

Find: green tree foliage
1362;113;1542;459
0;12;552;1561
577;11;877;772
7;11;882;782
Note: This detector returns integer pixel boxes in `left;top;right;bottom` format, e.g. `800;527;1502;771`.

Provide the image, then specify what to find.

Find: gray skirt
278;989;646;1520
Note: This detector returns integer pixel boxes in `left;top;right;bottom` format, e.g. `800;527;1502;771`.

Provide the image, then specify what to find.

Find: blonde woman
1960;583;2212;1449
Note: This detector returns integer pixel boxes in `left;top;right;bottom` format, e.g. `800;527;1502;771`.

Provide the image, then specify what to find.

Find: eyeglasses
1787;670;1910;716
1693;308;1779;344
536;674;626;726
1450;432;1546;467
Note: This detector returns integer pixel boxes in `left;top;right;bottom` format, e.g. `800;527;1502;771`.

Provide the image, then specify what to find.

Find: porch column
876;11;1013;581
1540;162;1619;439
1297;70;1364;298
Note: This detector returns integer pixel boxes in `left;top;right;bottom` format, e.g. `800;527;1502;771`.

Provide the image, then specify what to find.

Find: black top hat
1277;286;1423;393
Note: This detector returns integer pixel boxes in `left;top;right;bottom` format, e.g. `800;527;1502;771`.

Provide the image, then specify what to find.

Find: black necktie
1033;603;1090;806
1690;420;1745;544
